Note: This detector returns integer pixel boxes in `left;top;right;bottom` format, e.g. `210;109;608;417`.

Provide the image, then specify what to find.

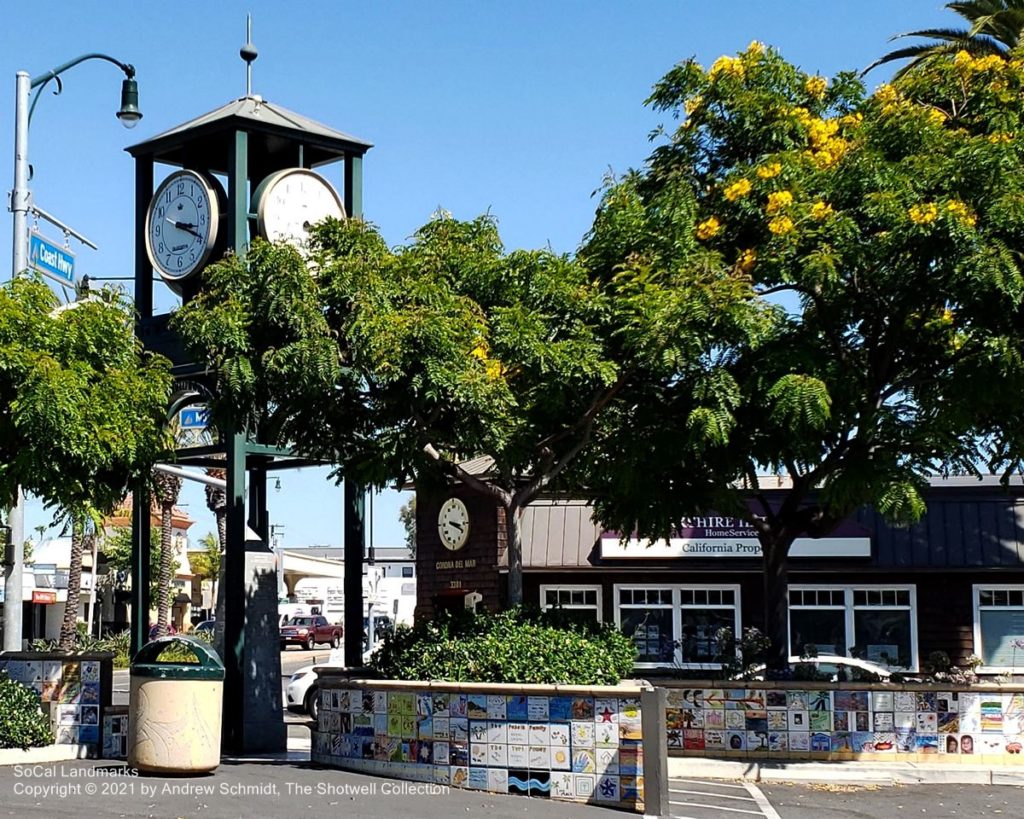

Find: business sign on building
32;590;57;604
601;515;871;559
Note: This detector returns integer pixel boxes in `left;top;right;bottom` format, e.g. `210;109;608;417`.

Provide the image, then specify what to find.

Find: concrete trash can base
127;636;225;774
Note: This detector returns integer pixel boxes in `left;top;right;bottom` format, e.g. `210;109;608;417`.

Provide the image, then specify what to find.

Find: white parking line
672;778;750;790
668;801;764;816
743;782;782;819
670;788;758;802
669;778;781;819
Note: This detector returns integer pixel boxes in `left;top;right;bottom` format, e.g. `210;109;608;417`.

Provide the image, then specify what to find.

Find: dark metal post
129;486;151;658
343;481;364;666
133;157;153;321
222;428;246;753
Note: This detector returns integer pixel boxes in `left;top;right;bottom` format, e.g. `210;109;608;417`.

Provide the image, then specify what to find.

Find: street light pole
4;55;141;652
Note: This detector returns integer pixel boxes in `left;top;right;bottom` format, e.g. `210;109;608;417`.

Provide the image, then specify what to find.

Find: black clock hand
448;521;464;532
166;217;202;239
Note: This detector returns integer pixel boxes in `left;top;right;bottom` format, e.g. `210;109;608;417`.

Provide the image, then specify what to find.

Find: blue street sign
179;407;209;429
29;232;75;286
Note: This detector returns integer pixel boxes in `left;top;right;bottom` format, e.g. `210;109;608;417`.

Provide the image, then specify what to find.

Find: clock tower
126;69;371;753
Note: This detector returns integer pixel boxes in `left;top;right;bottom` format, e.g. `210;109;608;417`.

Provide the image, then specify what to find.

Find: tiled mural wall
310;682;649;812
666;685;1024;760
0;655;108;748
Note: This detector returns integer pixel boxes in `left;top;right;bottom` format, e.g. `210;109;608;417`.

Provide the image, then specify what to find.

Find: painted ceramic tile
895;729;916;753
681;689;703;709
834;711;850;731
595;746;619;774
348;690;364;713
977;734;1006;753
595;722;619;747
488;743;508;767
666;689;689;708
873;691;894;712
508;744;528;767
508;722;529;745
529;723;550;745
788;710;808;730
872;732;896;752
549;696;573;722
571;697;595;720
59;680;81;704
916;734;940;753
378;737;397;762
934;711;959;734
549;723;570;747
487;768;509;794
1003;735;1024;754
402;715;417;739
704;729;726;750
683;728;705;751
789;731;810;752
528;770;552;797
390;692;415;716
450;766;469;789
936;692;957;713
572;721;595;747
594;775;619;802
507;769;530;796
619;722;642;742
550;771;574;798
1004;698;1024;734
679;708;703;729
483;720;506;744
810;733;831;753
58;705;79;725
855;712;870;732
486;695;506;720
418;717;433;739
852;732;875;752
572;749;596;773
507;695;528;721
787;691;808;711
808;711;831;732
449;741;468;766
594;699;618;724
767;711;788;731
893;692;916;713
916;692;937;712
619;744;642;775
418;741;434;764
359;692;373;714
743;690;766;713
450;718;468;742
469;721;488;743
723;689;745;709
431;693;448;715
56;726;78;744
835;691;866;712
26;661;43;680
766;691;787;709
550;746;571;770
981;699;1005;732
959;694;981;732
705;688;725;709
450;694;468;718
529;745;550;768
745;716;768;734
726;731;746;751
470;743;488;766
41;682;58;702
620;775;643;804
416;693;433;717
620;697;641;721
768;731;788;752
528;696;550;722
434;765;451;785
667;728;682;749
574;774;596;799
43;661;62;682
79;724;99;744
725;710;746;729
432;716;450;740
705;709;725;729
894;711;916;730
467;694;488;720
747;731;769;752
940;734;963;753
808;691;831;713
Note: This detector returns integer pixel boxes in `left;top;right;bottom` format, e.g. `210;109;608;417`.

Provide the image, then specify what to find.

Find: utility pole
270;523;285;601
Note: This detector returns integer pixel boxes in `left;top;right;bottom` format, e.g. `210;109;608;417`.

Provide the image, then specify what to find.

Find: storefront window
788;585;917;670
540;585;602;625
614;585;741;668
973;586;1024;672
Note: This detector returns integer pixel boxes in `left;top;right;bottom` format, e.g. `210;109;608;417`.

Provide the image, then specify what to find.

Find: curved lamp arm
28;53;139;126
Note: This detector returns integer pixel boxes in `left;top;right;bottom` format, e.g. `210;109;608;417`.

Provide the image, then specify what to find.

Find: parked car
280;615;343;650
285;650;374;720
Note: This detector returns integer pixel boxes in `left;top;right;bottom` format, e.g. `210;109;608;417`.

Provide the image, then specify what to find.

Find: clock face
438;497;470;551
145;170;221;283
254;168;346;249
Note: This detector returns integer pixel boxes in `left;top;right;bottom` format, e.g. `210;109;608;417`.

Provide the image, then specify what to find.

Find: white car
285;649;375;720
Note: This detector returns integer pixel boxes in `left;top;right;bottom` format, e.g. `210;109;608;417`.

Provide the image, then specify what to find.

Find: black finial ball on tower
240;41;258;65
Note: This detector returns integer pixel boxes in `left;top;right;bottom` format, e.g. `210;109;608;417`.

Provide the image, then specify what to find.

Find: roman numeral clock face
145;170;222;284
438;497;470;551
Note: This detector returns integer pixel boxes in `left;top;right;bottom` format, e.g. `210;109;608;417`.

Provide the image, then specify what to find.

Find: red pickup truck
280;615;343;650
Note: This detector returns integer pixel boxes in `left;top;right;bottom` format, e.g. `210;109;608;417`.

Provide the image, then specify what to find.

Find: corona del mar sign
601;515;872;559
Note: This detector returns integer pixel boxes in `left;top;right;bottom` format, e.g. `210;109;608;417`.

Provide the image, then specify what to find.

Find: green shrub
30;629;131;668
370;607;636;685
0;672;54;749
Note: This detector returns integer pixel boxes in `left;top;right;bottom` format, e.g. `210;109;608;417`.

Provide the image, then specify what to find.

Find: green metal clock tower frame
126;95;371;754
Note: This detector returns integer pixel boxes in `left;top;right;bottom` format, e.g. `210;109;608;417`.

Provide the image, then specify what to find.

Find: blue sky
2;1;951;548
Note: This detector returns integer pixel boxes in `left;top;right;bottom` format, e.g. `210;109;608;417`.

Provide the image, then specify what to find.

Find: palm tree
58;515;87;650
865;0;1024;76
204;464;228;652
153;470;183;638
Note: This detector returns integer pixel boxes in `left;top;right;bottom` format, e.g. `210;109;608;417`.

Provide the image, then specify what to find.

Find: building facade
415;477;1024;677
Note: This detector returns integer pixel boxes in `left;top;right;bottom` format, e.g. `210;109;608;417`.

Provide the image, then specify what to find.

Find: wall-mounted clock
252;168;346;248
438;497;470;551
145;169;224;285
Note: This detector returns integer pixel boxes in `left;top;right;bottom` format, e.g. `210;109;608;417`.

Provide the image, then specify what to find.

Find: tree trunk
505;504;524;606
761;534;794;672
59;517;85;650
156;500;173;637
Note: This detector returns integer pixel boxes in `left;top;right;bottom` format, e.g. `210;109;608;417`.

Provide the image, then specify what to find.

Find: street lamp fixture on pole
4;53;142;652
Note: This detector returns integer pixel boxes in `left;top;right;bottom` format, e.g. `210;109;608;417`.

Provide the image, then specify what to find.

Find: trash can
127;636;225;774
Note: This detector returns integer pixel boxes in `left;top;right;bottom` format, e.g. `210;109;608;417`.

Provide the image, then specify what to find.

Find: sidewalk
669;755;1024;786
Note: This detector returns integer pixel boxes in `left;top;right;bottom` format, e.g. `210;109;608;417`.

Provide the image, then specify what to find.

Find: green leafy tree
580;43;1024;669
189;531;221;584
102;523;165;601
0;279;172;648
867;0;1024;76
398;497;416;557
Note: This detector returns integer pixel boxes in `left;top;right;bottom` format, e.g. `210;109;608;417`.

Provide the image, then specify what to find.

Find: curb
0;744;92;767
668;756;1024;786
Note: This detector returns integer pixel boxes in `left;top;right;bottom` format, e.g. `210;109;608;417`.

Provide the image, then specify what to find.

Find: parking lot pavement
669;777;781;818
0;759;624;819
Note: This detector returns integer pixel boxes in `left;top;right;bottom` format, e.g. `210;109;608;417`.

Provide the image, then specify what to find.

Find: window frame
401;565;414;578
612;583;742;670
972;584;1024;674
539;584;603;624
787;584;919;671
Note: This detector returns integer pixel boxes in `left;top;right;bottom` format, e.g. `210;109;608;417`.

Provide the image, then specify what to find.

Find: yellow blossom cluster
909;203;939;225
940;308;955;325
946;200;977;227
988;132;1014;144
839;112;864;129
791;109;848;168
804;75;827;99
696;216;721;240
810;201;834;221
684;95;704;115
709;55;746;80
954;51;1006;73
471;343;488;360
723;178;752;201
927;108;948;126
737;248;757;272
766;190;793;214
746;41;765;57
485;359;503;380
757;162;782;179
768;216;795;235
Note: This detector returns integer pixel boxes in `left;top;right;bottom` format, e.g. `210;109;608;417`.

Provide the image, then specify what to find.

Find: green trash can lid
131;636;225;680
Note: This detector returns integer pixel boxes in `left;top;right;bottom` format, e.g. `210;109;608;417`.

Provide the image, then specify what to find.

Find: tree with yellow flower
580;43;1024;671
